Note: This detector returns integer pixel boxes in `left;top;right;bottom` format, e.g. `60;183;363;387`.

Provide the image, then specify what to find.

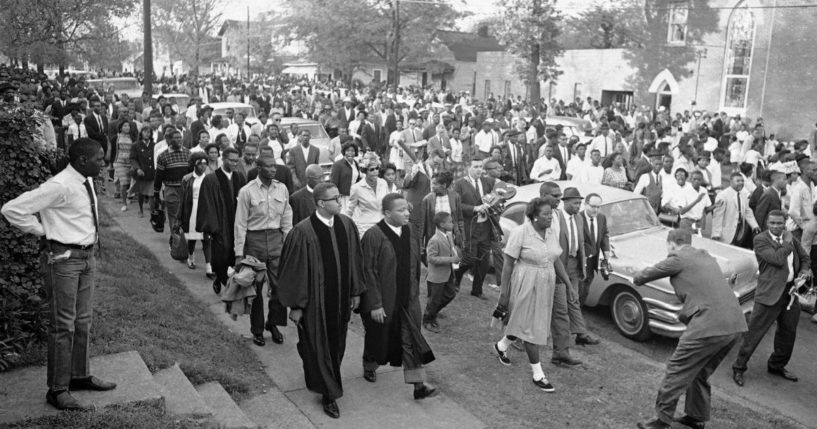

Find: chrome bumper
643;291;755;338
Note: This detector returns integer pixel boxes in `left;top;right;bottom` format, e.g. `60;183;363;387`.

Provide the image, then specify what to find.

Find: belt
48;240;94;251
248;228;283;233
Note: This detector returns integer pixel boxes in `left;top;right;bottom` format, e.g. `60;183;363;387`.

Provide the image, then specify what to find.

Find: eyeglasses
367;167;380;172
319;196;341;203
586;203;601;209
195;159;208;165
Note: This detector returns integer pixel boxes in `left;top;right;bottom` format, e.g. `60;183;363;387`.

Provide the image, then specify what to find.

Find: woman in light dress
492;196;572;393
112;121;134;211
177;152;214;277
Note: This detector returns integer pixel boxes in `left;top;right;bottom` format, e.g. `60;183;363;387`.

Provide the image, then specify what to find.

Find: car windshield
91;79;140;91
297;124;329;139
600;198;660;236
215;107;256;119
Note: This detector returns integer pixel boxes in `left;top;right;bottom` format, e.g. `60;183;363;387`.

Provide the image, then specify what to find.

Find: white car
86;77;143;100
208;102;257;125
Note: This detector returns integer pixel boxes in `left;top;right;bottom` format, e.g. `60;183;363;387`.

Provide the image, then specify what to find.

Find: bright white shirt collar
385;220;402;236
221;167;232;180
315;211;334;227
306;185;314;193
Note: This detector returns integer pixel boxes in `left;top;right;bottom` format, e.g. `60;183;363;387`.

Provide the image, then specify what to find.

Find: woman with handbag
130;125;156;218
177;152;213;276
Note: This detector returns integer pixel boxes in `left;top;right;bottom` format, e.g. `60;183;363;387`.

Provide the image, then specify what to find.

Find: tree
493;0;563;102
566;1;645;49
283;0;460;86
0;0;135;74
153;0;222;77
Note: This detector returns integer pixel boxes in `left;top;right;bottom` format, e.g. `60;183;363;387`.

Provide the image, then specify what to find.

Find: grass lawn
14;206;271;402
4;403;206;429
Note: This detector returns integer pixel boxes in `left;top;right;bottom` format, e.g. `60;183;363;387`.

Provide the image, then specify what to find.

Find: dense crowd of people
2;63;816;427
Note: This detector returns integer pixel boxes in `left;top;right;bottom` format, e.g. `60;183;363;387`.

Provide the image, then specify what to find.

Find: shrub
0;105;64;371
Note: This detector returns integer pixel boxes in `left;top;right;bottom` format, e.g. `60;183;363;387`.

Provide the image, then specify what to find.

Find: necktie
776;235;782;245
569;215;577;257
83;179;100;250
474;178;482;199
589;217;596;246
96;114;103;133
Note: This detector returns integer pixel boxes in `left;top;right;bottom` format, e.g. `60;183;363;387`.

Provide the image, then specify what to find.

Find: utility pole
247;6;251;80
143;0;153;95
693;48;707;105
391;0;400;89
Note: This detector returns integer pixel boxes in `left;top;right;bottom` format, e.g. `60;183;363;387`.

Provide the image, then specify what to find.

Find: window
484;80;491;100
373;69;382;83
504;80;511;98
721;5;755;112
667;0;688;45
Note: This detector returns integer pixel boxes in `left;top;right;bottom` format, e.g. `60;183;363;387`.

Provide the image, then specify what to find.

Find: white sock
530;363;545;381
497;336;512;352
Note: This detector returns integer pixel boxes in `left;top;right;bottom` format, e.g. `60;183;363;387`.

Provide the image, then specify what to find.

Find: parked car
86;77;143;100
279;118;334;174
545;116;594;144
154;93;190;116
208;102;257;124
498;181;758;341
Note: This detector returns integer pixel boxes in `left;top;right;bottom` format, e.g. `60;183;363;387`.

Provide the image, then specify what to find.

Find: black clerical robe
278;213;365;400
197;169;246;285
289;187;316;225
360;220;435;369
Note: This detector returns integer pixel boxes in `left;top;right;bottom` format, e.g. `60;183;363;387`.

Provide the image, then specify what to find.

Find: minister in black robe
359;194;438;400
197;148;246;293
278;182;365;419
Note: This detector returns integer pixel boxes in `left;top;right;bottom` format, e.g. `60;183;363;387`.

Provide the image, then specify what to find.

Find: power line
397;0;817;12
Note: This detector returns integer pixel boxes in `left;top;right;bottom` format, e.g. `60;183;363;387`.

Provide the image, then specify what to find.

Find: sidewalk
102;198;484;428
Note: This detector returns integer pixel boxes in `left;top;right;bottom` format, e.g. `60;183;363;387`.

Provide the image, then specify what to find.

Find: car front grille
738;289;755;305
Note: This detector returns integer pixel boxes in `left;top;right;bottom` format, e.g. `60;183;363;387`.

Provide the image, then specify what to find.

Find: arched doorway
648;69;680;113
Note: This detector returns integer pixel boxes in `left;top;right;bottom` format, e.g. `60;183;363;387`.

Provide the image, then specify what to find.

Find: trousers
164;185;182;229
457;234;492;295
733;287;799;372
244;230;288;336
41;244;95;390
424;273;457;323
551;256;587;359
655;333;741;424
363;312;426;384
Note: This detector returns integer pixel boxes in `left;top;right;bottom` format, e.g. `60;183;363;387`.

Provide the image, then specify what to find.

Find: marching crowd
2;64;816;427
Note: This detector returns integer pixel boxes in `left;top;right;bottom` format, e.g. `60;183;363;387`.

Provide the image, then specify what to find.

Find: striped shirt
154;146;191;191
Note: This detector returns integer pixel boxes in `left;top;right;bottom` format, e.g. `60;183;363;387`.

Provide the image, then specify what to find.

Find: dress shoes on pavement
493;343;511;366
423;320;441;333
637;419;670;429
575;334;600;345
676;415;706;429
732;369;745;386
532;377;555;392
252;335;265;347
364;369;377;383
551;356;583;367
413;383;438;400
767;366;798;382
69;376;117;391
470;293;487;300
212;279;222;295
265;323;284;344
322;396;340;419
46;389;94;411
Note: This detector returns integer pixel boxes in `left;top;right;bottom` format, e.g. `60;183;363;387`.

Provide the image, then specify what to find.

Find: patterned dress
113;134;133;186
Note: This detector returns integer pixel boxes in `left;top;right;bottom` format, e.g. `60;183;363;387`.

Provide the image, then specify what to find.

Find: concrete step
0;350;164;424
152;363;212;418
196;382;256;429
240;391;315;429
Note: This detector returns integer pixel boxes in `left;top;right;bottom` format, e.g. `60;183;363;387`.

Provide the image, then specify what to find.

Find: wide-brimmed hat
562;187;583;201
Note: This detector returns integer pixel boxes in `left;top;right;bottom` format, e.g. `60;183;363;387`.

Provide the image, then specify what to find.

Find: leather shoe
363;369;376;383
637;419;670;429
413;384;439;400
423;321;441;333
732;369;744;387
252;335;265;346
676;415;706;428
69;376;117;391
767;366;798;382
46;389;94;411
212;279;222;294
322;396;340;419
575;334;600;345
470;293;487;300
266;324;284;344
551;356;583;367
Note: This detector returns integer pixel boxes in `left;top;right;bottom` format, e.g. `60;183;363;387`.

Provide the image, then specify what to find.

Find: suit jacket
290;144;321;187
289;186;316;225
329;158;361;196
633;246;748;340
748;183;766;212
550;143;570;180
712;187;759;244
554;209;586;278
403;162;434;224
419;190;464;248
452;176;495;242
83;113;109;152
427;135;450;158
753;231;810;305
754;187;782;231
426;231;458;283
502;142;528;185
579;211;609;272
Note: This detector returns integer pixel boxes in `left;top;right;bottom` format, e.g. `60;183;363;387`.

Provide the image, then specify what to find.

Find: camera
600;259;611;281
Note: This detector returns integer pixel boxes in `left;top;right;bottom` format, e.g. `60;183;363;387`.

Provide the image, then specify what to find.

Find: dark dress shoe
69;376;117;391
551;356;583;367
413;384;439;400
532;378;555;392
732;369;745;387
676;415;706;428
266;324;284;344
493;343;511;366
768;366;798;382
322;396;340;419
212;279;222;294
363;369;376;383
423;321;441;333
252;335;265;346
46;389;94;411
637;419;671;429
575;334;600;345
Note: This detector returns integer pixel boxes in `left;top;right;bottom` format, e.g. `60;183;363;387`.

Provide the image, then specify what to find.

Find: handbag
170;226;187;261
658;212;679;226
150;207;165;233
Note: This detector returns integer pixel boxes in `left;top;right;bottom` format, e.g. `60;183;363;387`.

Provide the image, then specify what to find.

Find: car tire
610;287;652;342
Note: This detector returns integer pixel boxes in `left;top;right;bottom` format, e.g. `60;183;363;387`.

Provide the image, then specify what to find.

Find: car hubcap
614;292;644;335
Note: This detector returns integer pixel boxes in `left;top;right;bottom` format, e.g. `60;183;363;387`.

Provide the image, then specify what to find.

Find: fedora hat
562;187;583;201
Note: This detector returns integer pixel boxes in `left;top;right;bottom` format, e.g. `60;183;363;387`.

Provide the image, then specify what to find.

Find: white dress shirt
787;178;813;230
770;231;795;282
474;130;498;153
1;165;97;245
633;171;661;196
386;221;403;236
580;164;604;185
590;133;615;157
566;156;588;181
315;211;334;227
530;156;561;182
561;207;580;257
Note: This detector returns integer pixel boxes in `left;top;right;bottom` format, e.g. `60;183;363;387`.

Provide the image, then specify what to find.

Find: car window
298;124;329;139
600;198;660;236
501;202;527;226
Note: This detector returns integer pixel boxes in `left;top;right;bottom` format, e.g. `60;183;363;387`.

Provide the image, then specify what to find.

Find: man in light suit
711;172;760;248
633;229;748;429
550;187;600;363
754;170;786;231
732;210;811;387
579;193;610;305
290;129;321;189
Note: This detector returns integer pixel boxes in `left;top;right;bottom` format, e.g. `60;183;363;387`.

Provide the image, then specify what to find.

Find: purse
150;207;165;233
658;212;679;226
796;286;817;314
170;226;188;261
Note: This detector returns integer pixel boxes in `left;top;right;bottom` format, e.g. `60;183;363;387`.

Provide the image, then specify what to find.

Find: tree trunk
528;42;540;103
390;0;400;89
36;62;44;74
143;0;153;95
